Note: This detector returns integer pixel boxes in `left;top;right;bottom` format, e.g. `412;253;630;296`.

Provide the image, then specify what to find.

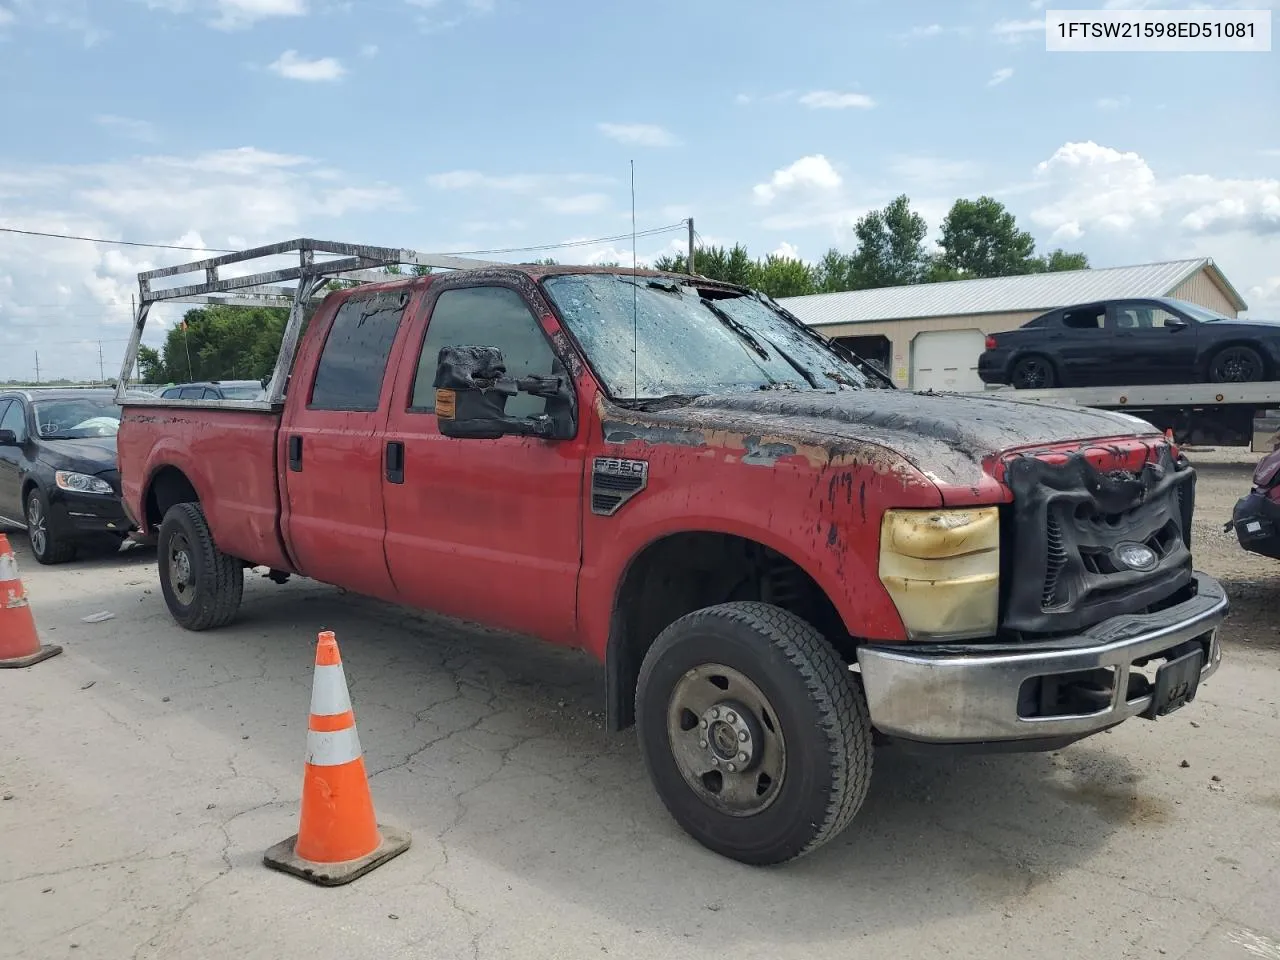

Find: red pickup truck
117;260;1228;865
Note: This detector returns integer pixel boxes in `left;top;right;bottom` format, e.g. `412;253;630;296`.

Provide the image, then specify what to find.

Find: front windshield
32;397;120;439
541;274;877;401
1169;299;1231;323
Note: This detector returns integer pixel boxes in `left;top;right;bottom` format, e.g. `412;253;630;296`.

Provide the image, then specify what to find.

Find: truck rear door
380;279;585;646
280;288;416;600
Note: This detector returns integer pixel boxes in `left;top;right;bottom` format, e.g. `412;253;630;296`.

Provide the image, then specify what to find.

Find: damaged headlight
878;507;1000;641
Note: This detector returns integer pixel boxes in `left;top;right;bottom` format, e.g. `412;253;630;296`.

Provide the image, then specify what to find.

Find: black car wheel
1010;355;1056;390
1208;345;1266;384
636;602;873;865
25;487;76;565
157;502;244;631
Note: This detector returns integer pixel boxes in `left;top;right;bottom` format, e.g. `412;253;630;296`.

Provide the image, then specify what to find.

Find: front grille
1004;445;1195;635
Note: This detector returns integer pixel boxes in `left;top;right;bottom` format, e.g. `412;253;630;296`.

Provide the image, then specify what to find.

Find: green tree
849;194;930;288
146;305;290;383
937;196;1037;278
1028;248;1090;273
654;243;755;286
750;254;816;298
813;248;858;293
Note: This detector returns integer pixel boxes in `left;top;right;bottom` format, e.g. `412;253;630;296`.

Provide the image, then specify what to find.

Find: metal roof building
778;258;1248;391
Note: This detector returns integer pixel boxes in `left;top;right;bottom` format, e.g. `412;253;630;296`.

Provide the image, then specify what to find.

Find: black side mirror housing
1167;318;1190;332
433;345;577;441
0;429;16;446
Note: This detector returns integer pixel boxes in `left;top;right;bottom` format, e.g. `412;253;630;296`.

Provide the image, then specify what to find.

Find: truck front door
381;280;585;646
280;288;415;601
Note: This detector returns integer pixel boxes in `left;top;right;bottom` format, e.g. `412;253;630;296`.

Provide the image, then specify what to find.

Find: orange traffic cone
0;533;62;669
264;631;409;886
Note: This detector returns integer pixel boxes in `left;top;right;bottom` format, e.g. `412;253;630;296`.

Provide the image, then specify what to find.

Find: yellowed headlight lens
879;507;1000;640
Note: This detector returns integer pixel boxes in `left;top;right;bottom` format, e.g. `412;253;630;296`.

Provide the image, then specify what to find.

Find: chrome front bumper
857;573;1228;745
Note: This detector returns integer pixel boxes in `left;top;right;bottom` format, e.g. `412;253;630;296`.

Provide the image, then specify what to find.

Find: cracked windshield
542;273;877;401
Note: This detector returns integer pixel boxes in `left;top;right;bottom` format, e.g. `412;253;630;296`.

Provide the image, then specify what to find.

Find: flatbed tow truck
975;381;1280;451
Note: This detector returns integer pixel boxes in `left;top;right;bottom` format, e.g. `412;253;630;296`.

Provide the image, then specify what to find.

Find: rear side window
310;291;409;412
178;387;203;400
0;400;24;440
1063;306;1105;330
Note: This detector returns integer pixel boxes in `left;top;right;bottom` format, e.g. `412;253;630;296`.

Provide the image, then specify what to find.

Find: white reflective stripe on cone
309;664;353;717
306;726;363;767
0;555;19;582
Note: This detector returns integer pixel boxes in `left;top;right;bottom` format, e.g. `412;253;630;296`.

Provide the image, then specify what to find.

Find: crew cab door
381;279;585;645
280;288;416;601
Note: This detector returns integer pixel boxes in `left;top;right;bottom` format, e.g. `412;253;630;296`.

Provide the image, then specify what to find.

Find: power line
0;220;691;259
0;226;236;253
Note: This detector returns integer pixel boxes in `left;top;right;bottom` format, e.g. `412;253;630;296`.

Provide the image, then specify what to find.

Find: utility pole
687;218;695;276
98;340;105;383
34;350;40;384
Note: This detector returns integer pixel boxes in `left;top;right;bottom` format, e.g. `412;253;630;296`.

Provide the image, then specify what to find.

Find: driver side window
1;400;26;441
409;286;557;419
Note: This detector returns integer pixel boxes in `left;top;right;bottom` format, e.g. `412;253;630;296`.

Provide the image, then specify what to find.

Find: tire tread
159;502;243;631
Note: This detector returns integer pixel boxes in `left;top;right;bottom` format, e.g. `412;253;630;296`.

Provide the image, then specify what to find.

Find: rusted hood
603;390;1161;490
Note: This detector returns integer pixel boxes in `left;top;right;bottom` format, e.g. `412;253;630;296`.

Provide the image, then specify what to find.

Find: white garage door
911;329;986;393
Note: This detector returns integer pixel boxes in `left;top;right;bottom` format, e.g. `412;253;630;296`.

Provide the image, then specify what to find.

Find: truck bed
117;402;291;571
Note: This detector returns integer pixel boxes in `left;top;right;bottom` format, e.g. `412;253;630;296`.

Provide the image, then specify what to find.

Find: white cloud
542;193;610;215
799;90;876;110
269;50;345;81
0;6;14;26
992;17;1042;41
597;123;679;148
900;23;970;39
987;67;1015;87
1029;141;1280;313
359;43;378;57
208;0;305;28
753;155;842;205
771;241;801;260
426;170;611;193
1096;96;1129;110
734;93;752;105
93;114;158;142
6;0;106;44
0;147;401;380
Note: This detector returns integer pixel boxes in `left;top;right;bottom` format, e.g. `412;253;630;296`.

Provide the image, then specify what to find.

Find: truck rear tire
635;601;872;865
157;502;244;631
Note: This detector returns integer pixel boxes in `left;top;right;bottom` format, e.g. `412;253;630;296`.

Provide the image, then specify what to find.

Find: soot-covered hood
601;389;1161;488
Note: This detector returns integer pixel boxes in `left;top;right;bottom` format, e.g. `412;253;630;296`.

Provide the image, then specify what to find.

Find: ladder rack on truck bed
114;238;495;411
975;382;1280;449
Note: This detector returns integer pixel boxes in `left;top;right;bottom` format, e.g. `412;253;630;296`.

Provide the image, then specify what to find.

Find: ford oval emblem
1114;542;1159;572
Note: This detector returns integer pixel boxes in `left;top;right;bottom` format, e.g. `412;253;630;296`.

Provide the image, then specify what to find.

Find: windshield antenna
630;159;638;401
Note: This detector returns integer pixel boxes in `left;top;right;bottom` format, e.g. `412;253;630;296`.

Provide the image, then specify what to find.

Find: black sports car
978;297;1280;389
0;389;133;564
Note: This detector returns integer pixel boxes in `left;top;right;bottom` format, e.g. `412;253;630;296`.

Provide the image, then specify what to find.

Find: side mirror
0;429;16;446
1167;318;1190;332
432;345;577;441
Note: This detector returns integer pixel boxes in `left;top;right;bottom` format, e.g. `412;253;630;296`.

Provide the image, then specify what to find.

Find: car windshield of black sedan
1171;300;1232;323
32;398;120;439
541;273;874;401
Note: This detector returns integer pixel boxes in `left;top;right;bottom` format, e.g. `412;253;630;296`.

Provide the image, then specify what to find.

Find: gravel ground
1;447;1277;960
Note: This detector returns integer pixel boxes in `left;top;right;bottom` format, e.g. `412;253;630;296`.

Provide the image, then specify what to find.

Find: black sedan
0;389;133;564
978;297;1280;389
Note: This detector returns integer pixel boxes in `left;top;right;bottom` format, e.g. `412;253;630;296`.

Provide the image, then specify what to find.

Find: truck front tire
635;601;872;865
157;502;244;631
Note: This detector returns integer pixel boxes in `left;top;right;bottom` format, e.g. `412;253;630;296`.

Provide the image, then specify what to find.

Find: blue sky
0;0;1277;381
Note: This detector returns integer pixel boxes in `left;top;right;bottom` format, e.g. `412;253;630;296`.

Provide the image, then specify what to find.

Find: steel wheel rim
26;496;46;556
1215;348;1260;383
666;663;787;817
167;533;196;606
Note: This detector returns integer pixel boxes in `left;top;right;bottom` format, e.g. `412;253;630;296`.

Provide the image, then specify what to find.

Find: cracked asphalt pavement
2;448;1279;960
